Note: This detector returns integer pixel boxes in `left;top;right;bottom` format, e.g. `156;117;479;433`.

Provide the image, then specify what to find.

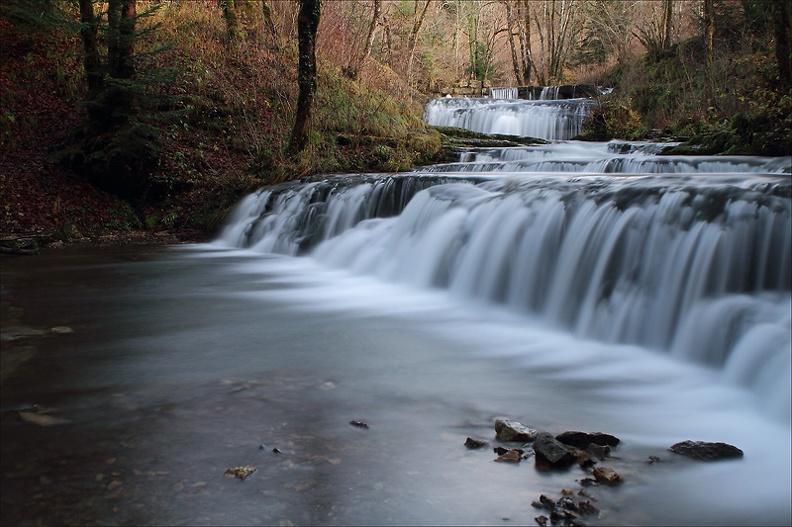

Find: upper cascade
423;97;598;140
424;141;792;175
488;84;609;100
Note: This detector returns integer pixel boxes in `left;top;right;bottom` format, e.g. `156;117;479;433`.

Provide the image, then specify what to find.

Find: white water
213;97;792;525
423;97;597;140
488;87;518;99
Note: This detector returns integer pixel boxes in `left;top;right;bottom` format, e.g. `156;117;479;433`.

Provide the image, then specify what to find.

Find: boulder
555;431;620;449
668;440;743;461
533;432;575;468
495;419;540;442
592;466;623;485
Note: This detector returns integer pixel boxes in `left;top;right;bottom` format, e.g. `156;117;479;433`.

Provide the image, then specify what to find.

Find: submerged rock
668;440;744;461
464;437;489;449
495;419;540;442
556;431;620;449
224;466;257;479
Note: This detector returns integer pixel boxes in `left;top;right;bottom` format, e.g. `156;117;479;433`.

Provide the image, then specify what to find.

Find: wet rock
572;448;597;468
668;440;743;461
533;432;575;468
646;455;661;464
494;419;540;442
14;406;68;426
585;443;611;460
592;466;623;485
224;466;257;479
531;494;555;510
464;437;488;449
534;488;601;527
349;420;369;429
556;431;620;449
494;449;524;463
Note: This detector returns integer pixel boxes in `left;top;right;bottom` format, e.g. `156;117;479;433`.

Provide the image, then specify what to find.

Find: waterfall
488;87;518;99
217;96;792;424
423;97;597;140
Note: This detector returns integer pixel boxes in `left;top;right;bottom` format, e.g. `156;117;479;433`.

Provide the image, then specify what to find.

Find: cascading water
488;87;518;99
215;95;791;525
423;97;597;140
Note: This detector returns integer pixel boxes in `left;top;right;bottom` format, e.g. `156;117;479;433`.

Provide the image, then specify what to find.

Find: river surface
1;241;789;526
2;95;791;526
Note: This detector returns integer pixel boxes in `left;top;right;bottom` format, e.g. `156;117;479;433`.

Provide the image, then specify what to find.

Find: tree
262;0;280;50
703;0;715;66
360;0;382;69
532;0;581;84
79;0;102;94
504;0;533;85
662;0;673;50
287;0;321;156
221;0;239;42
65;0;176;200
108;0;136;80
771;0;791;85
407;0;432;86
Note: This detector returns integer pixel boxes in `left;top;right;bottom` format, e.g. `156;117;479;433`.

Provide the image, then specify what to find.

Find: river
1;95;790;526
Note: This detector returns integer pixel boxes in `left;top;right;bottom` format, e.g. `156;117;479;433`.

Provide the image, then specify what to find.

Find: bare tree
287;0;321;156
407;0;432;86
662;0;673;50
703;0;714;66
503;0;533;84
361;0;382;67
531;0;580;84
771;0;790;85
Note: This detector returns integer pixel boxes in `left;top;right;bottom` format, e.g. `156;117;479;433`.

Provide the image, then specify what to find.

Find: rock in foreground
495;419;540;442
533;432;575;469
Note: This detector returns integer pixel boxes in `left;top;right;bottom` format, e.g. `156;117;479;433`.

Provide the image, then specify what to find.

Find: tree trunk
359;0;381;69
505;1;522;85
108;0;136;80
703;0;715;66
222;0;239;42
517;0;533;84
287;0;321;157
79;0;103;94
407;0;432;87
262;0;280;49
772;0;791;85
662;0;673;50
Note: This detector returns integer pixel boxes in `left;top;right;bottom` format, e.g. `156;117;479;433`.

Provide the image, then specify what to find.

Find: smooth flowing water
2;96;790;526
